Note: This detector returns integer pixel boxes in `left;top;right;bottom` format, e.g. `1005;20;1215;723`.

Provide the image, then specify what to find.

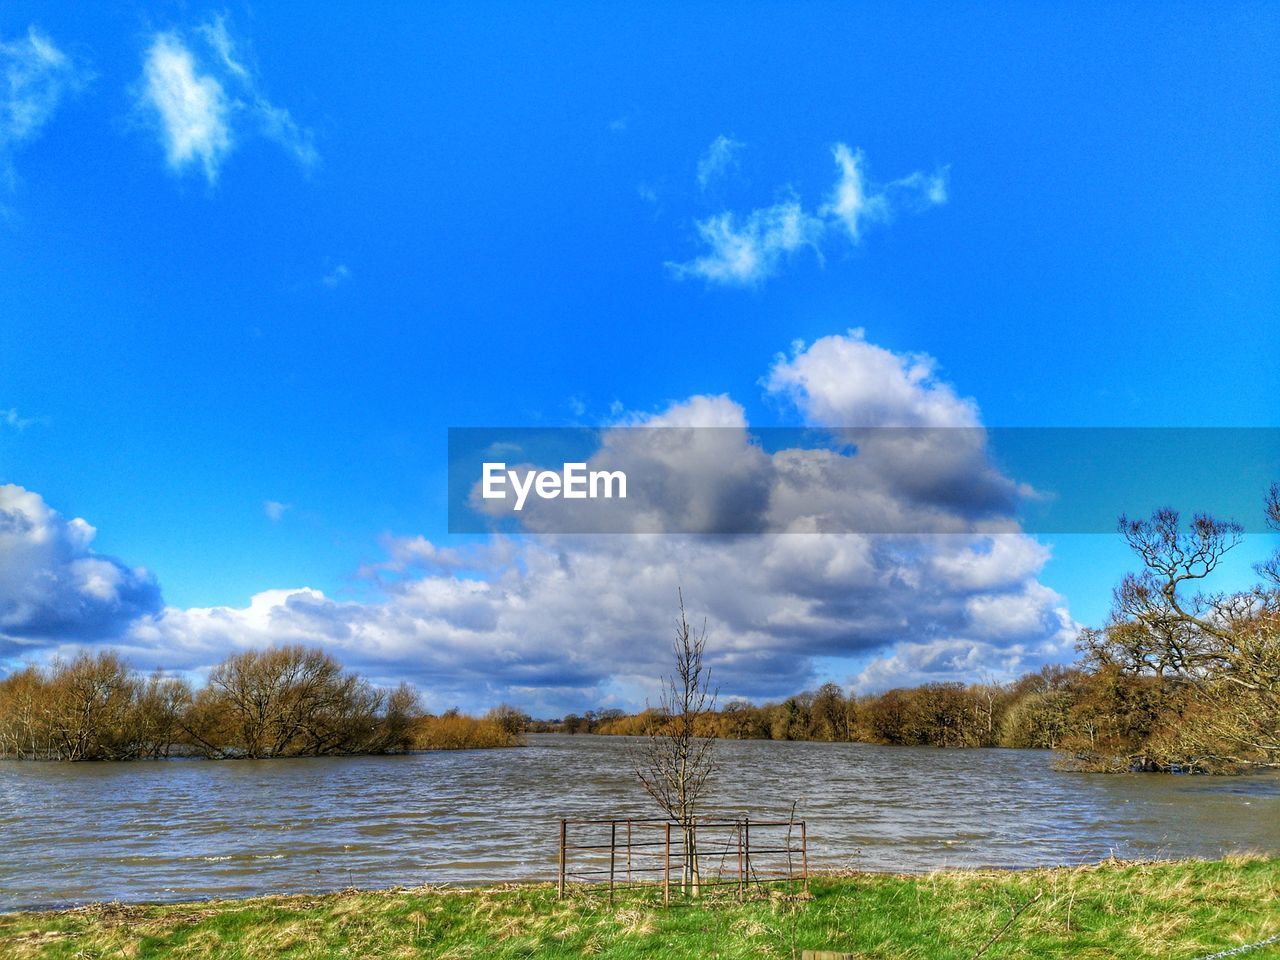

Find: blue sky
1;3;1277;711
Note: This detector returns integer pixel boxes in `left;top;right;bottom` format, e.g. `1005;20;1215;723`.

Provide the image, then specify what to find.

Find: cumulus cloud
117;526;1075;714
669;143;948;286
1;333;1078;713
0;485;161;655
139;16;316;183
0;26;88;184
696;134;744;190
765;329;977;428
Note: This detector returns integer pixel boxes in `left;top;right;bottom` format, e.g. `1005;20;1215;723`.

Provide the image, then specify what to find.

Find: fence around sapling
556;817;809;903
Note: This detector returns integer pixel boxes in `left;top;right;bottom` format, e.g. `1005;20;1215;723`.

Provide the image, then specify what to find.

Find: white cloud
0;26;88;183
669;143;948;286
199;16;250;82
140;33;232;183
263;500;291;522
821;144;887;241
138;17;316;183
696;134;744;190
116;521;1075;713
2;333;1079;713
667;196;825;286
765;328;978;428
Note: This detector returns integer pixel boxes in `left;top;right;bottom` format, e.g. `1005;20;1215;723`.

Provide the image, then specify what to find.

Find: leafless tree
181;646;414;758
1089;489;1280;768
0;653;191;760
633;589;717;895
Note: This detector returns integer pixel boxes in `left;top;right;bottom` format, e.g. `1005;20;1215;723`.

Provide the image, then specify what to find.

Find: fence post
558;818;566;900
663;821;671;907
744;816;751;885
736;819;744;901
691;816;698;898
800;820;809;895
626;819;633;883
609;820;617;903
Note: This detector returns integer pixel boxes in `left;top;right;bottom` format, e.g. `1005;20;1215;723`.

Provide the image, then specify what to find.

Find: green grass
2;856;1278;959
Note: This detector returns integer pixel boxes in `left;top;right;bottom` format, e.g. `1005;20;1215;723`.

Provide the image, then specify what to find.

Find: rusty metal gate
557;817;808;903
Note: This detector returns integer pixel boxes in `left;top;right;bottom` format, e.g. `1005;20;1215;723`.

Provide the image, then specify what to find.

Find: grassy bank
2;856;1277;959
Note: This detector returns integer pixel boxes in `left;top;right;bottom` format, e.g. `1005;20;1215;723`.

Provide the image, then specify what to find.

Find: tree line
556;657;1270;774
549;668;1074;749
0;645;525;761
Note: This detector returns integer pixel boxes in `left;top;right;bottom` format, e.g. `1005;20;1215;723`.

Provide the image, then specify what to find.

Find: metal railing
557;816;808;904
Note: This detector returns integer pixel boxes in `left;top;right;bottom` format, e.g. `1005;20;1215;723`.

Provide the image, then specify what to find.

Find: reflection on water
1;734;1277;910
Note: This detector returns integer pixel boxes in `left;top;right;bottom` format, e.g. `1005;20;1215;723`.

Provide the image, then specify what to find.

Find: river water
2;734;1277;910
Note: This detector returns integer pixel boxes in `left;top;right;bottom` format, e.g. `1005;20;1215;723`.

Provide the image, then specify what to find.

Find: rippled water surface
2;734;1278;910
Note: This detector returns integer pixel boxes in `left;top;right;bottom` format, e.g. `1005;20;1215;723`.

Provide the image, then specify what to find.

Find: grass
2;856;1278;959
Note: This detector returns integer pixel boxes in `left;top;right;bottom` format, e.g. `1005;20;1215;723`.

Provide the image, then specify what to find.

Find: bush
411;712;524;750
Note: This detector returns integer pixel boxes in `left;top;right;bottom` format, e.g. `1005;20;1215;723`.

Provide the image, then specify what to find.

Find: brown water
1;734;1277;911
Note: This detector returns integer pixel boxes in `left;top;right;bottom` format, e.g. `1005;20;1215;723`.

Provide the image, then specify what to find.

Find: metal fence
556;817;808;904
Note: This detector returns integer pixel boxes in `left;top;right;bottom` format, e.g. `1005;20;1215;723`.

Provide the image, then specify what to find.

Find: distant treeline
0;646;526;761
537;668;1073;749
541;657;1276;775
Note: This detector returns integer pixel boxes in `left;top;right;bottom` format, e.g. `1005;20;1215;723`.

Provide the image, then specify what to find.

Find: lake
2;734;1277;911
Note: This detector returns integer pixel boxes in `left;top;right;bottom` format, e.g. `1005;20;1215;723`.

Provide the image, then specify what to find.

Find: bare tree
1085;489;1280;769
634;589;717;895
181;646;415;759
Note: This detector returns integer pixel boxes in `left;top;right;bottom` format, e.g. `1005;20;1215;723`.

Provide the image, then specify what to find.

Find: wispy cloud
696;134;744;191
140;33;232;183
263;500;291;522
822;144;947;241
321;263;351;288
669;195;825;286
138;16;316;184
669;142;948;287
1;408;37;431
0;26;89;185
201;17;317;170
